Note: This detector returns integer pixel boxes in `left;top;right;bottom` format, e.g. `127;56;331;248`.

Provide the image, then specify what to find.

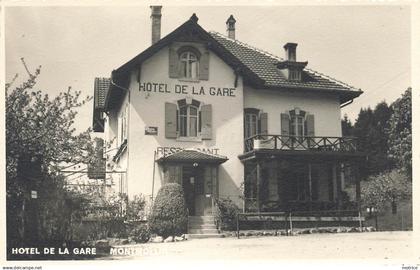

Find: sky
5;4;411;133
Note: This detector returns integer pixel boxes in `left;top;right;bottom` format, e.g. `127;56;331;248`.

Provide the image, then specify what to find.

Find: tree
352;102;393;176
387;87;412;176
341;114;354;137
6;59;95;247
361;170;411;214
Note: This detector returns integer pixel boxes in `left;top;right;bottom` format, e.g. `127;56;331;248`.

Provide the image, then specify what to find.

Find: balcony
244;134;358;153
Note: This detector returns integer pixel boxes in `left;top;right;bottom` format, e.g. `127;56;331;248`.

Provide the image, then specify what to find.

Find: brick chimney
150;6;162;45
276;42;307;81
284;42;297;62
226;15;236;39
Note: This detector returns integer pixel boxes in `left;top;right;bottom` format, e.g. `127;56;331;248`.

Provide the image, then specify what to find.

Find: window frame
244;108;260;139
177;46;201;80
177;98;202;139
289;108;307;142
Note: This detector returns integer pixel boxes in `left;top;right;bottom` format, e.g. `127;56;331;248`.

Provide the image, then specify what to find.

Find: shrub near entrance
149;183;188;239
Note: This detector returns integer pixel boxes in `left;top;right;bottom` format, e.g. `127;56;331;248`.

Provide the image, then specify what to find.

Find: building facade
92;7;364;217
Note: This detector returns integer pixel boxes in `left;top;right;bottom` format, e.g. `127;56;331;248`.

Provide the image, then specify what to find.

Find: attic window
180;51;199;79
289;68;301;81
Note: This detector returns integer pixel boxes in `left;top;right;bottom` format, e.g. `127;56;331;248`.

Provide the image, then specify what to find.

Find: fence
236;210;364;239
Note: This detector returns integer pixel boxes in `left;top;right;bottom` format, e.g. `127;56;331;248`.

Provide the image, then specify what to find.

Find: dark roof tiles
157;149;228;164
210;31;360;92
94;77;110;110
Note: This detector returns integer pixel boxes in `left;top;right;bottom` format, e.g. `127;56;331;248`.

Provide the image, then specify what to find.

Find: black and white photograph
1;1;417;269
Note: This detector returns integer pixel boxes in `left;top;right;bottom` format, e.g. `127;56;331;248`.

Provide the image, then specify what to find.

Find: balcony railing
244;134;358;153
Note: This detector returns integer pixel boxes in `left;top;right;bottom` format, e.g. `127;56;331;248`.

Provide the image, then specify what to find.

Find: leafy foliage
215;198;240;231
6;62;93;174
125;195;147;222
387;88;412;176
148;183;188;238
361;170;411;212
129;223;151;243
6;60;95;246
351;102;394;176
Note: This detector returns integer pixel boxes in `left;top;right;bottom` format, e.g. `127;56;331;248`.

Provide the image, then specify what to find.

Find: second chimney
284;42;297;62
226;15;236;39
150;6;162;45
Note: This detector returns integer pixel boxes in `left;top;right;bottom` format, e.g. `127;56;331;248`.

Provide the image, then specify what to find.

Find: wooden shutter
169;46;179;78
165;102;177;138
260;113;268;135
199;51;210;80
281;113;290;135
201;104;212;140
306;114;315;136
306;114;315;148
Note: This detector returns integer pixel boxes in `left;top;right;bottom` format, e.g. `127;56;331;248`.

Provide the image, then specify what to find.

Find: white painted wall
243;86;342;137
104;44;346;209
125;45;245;205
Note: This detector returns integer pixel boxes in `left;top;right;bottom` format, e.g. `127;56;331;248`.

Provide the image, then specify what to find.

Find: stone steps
188;228;219;234
188;216;215;223
188;216;221;238
187;233;225;239
188;224;217;229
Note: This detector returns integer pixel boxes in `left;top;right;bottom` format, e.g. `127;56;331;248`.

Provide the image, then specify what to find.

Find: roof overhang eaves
263;84;363;104
104;18;266;110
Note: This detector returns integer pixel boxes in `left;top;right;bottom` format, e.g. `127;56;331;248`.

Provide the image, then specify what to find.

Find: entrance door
182;165;214;216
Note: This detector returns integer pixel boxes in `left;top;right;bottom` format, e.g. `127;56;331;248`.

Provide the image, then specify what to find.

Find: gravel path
104;231;418;262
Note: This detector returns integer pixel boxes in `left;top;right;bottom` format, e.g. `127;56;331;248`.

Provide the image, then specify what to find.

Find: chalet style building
92;7;364;225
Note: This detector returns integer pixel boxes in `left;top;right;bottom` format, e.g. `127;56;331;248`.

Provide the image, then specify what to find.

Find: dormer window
289;68;301;81
180;51;199;79
276;42;308;82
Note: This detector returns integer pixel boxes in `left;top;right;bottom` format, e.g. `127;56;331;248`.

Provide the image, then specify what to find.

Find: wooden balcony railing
244;134;358;153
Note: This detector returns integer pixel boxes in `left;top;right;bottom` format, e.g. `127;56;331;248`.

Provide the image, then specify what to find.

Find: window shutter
306;114;315;136
201;104;212;140
260;113;268;135
281;113;290;135
169;46;179;78
199;51;210;80
165;102;177;138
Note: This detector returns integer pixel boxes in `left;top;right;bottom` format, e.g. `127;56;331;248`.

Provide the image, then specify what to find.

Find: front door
182;165;214;216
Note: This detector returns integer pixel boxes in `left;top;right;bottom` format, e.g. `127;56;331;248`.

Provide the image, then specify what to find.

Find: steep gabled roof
210;32;362;102
105;15;264;111
92;77;110;132
103;14;362;112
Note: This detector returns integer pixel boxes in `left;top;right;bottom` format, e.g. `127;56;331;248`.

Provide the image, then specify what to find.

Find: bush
215;198;240;231
130;223;151;243
148;183;188;238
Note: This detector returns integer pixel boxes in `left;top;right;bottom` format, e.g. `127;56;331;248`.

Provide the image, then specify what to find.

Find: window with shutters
165;100;212;140
169;44;210;81
244;108;267;138
282;108;316;146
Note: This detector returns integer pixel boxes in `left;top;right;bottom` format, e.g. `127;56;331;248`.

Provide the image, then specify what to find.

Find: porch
239;134;365;214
